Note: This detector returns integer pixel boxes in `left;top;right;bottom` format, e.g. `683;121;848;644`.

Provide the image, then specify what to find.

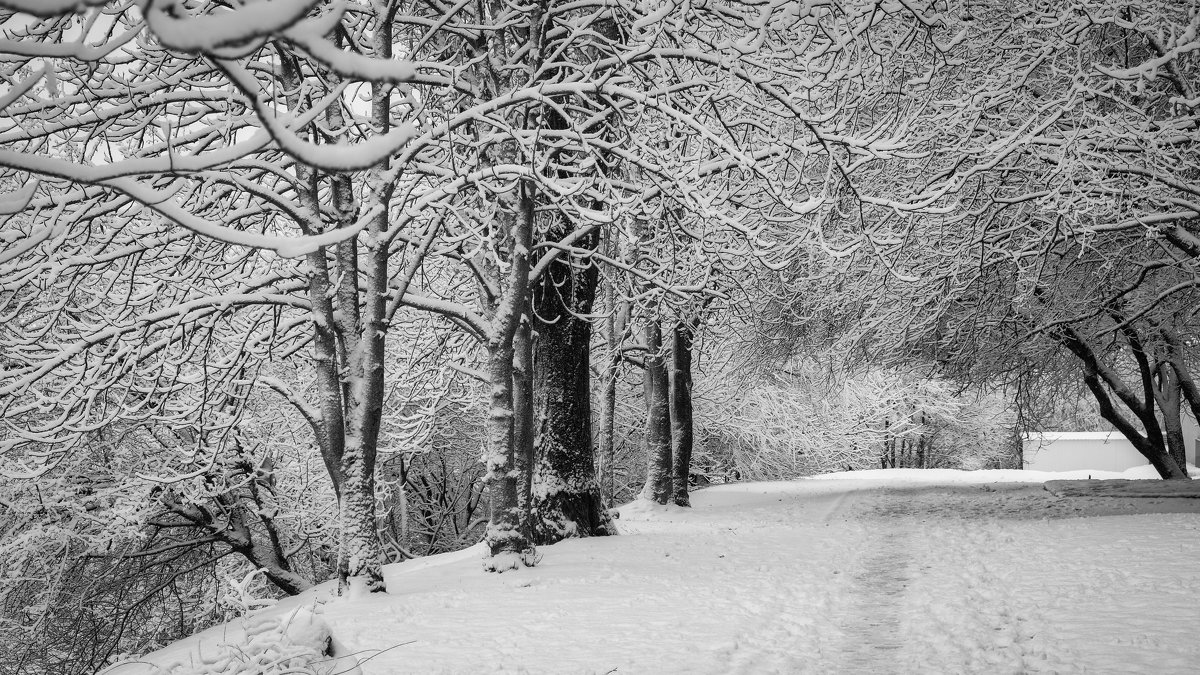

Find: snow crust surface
108;469;1200;674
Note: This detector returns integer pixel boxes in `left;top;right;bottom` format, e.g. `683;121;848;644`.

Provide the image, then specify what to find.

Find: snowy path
114;477;1200;675
829;509;913;672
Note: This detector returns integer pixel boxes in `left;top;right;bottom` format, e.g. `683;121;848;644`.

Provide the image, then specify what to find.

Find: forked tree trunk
1056;324;1189;480
277;47;392;593
669;321;695;507
1082;371;1189;480
530;225;614;543
1155;362;1189;474
641;321;672;504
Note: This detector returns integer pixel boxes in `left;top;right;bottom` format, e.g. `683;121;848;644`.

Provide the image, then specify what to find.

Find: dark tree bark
1055;324;1189;479
669;320;695;507
1161;325;1198;471
1154;361;1189;473
156;488;313;596
641;320;673;503
881;419;891;469
530;222;614;544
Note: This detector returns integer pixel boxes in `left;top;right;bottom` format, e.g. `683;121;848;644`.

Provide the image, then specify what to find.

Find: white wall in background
1023;429;1197;472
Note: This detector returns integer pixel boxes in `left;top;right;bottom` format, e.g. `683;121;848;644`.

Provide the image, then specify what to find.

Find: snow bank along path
110;468;1200;674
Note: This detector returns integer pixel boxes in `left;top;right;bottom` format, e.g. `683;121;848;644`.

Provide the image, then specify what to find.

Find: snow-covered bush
694;367;1016;480
140;606;341;675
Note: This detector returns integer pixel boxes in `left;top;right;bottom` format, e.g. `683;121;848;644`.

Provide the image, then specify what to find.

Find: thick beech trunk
337;443;386;594
669;321;695;507
641;321;672;503
530;224;613;543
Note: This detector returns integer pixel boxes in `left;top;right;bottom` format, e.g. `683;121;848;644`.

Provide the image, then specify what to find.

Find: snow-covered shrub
144;606;342;675
694;367;1016;480
0;398;338;675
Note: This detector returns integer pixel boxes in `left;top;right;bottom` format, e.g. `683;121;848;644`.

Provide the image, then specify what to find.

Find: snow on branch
216;58;419;171
0;0;108;17
142;0;324;55
280;2;420;84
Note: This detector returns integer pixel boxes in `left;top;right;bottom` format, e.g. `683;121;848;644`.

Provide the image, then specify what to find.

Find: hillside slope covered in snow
106;468;1200;674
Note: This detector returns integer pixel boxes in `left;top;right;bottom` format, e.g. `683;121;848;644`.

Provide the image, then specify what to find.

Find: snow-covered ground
106;468;1200;674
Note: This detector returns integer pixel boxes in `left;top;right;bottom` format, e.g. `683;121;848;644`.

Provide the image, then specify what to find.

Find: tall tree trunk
641;320;672;504
598;300;619;507
481;182;537;570
531;223;613;544
484;339;534;568
334;126;392;594
669;321;695;507
513;301;535;539
278;44;393;593
597;232;628;508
